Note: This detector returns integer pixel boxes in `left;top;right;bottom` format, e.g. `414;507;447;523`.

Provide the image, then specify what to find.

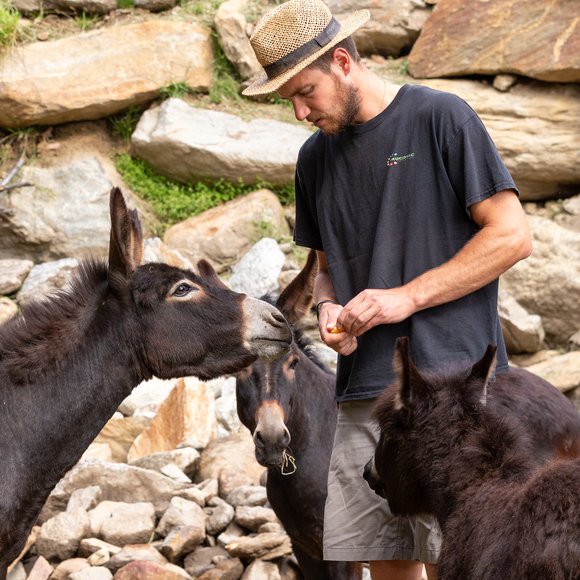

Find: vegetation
75;12;99;32
0;0;20;49
115;154;294;233
109;106;144;145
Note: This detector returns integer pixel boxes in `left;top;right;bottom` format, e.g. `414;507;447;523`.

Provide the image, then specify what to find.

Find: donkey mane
0;259;110;384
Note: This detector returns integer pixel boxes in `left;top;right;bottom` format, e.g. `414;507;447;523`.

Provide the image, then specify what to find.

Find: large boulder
0;21;213;127
409;0;580;82
163;189;289;272
500;215;580;346
326;0;431;56
131;98;312;185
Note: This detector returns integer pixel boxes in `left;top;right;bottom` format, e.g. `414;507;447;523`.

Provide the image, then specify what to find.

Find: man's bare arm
339;190;532;336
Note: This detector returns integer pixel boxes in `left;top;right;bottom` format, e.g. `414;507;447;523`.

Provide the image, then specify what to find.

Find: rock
13;0;116;15
88;501;156;545
498;291;545;353
183;545;230;577
25;557;54;580
197;430;265;497
205;496;235;535
113;560;190;579
51;558;91;580
526;352;580;393
0;259;33;294
129;448;200;480
327;0;431;56
156;496;207;539
134;0;177;12
105;545;168;573
40;461;193;522
142;238;194;270
127;377;216;461
228;238;285;298
131;98;312;186
0;296;18;324
6;562;26;580
501;215;580;345
225;532;292;560
0;21;213;127
235;505;279;532
78;538;122;558
36;510;90;561
16;258;79;306
69;568;113;580
81;443;114;463
118;377;179;418
225;485;268;508
215;0;262;81
197;558;244;580
493;74;518;92
215;377;242;437
93;415;151;462
242;560;281;580
67;486;102;513
159;525;206;563
217;522;246;549
164;190;289;272
408;0;579;82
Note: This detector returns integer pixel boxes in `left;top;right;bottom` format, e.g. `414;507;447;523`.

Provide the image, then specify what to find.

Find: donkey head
108;187;292;381
364;337;497;516
236;249;326;468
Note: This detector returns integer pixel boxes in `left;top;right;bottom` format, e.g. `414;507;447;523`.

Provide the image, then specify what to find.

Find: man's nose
293;101;310;122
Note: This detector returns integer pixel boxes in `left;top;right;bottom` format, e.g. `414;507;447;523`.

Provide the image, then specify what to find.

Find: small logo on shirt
387;152;415;167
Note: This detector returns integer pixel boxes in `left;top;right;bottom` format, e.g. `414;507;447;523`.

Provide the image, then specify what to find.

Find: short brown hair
308;37;361;73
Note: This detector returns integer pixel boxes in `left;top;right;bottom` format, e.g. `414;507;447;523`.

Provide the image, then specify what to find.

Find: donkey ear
108;187;143;289
465;344;497;406
197;259;228;289
392;337;428;411
276;249;317;325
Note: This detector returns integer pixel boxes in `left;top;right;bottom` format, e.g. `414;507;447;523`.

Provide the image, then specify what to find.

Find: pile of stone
8;374;301;580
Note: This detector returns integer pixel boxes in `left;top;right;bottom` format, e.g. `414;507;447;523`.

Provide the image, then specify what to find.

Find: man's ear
332;47;351;76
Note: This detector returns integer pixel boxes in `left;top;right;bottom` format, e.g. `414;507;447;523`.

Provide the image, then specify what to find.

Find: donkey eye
172;283;196;297
288;357;299;371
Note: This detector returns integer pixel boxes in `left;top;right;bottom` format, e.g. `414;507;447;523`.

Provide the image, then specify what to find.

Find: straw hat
242;0;370;96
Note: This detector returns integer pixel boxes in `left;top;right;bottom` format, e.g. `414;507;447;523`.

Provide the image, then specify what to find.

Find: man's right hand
318;302;358;356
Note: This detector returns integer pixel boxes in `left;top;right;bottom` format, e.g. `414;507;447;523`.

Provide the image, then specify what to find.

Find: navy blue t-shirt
294;84;515;401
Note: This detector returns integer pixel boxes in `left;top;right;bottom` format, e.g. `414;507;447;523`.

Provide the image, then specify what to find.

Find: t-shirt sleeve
442;107;518;212
293;157;323;250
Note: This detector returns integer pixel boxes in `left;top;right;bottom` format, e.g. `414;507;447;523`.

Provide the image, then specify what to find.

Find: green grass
210;32;242;104
0;0;20;50
109;106;144;144
75;11;98;32
159;82;198;100
115;154;294;233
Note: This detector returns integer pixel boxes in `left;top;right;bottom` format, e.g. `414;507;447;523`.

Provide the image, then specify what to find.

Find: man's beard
321;78;361;135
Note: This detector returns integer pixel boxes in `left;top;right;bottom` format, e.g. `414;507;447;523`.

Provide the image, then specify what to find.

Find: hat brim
242;9;370;97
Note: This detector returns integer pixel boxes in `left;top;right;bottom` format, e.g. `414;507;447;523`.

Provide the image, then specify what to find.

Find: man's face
277;64;360;135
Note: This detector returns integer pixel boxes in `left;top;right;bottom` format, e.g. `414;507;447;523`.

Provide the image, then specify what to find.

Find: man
243;1;532;579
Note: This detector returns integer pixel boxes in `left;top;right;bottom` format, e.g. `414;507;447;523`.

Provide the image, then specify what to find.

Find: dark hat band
263;17;341;80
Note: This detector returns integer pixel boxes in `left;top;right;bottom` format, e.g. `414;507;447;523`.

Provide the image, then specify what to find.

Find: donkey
236;249;363;579
0;187;292;579
365;337;580;580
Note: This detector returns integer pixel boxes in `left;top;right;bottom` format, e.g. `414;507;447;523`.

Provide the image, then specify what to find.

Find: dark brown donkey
365;338;580;580
0;187;292;579
236;250;362;580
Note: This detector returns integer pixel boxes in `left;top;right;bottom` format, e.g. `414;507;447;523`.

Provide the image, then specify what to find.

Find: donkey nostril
254;430;265;447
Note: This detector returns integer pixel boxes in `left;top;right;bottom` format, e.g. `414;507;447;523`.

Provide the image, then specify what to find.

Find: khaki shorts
323;399;441;564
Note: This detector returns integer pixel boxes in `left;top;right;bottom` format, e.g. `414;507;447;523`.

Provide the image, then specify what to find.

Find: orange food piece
330;326;345;334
